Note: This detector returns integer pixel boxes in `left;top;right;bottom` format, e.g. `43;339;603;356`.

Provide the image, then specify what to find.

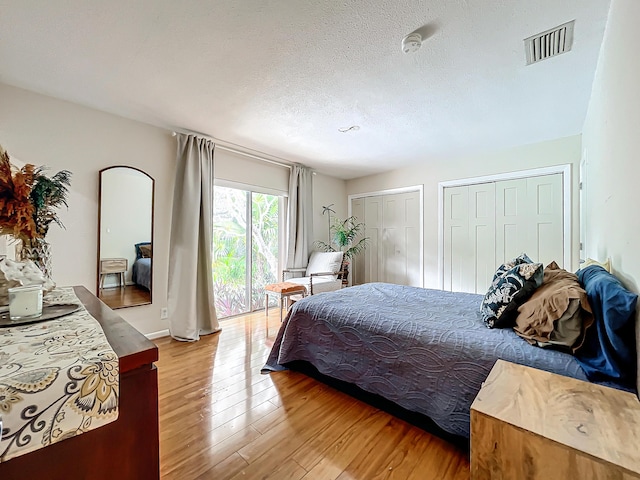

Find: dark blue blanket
576;266;638;387
264;283;591;438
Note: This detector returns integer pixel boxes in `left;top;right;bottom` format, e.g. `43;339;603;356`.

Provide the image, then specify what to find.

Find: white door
443;173;564;294
526;174;563;267
444;185;471;292
444;183;495;293
495;179;528;265
469;183;496;293
579;157;586;259
382;192;421;286
363;196;383;284
351;198;366;285
353;190;421;287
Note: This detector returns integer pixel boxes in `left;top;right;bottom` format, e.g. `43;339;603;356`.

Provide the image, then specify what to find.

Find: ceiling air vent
524;20;575;65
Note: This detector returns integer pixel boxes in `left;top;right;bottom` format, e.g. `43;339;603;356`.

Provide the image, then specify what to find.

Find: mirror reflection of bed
98;166;154;309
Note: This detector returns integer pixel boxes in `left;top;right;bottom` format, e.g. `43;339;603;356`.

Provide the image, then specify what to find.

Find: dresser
471;360;640;480
0;286;159;479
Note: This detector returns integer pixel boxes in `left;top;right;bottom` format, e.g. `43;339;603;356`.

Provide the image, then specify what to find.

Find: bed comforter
263;282;589;438
132;258;151;290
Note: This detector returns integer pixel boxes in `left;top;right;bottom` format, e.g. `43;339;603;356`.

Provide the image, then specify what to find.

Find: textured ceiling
0;1;610;179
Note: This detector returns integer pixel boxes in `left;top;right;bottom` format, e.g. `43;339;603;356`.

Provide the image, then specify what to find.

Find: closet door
351;198;366;285
444;186;471;292
403;191;422;287
469;183;496;293
526;174;563;267
495;175;563;267
382;191;421;286
363;196;383;284
354;191;421;287
495;179;528;265
443;173;564;294
444;184;495;293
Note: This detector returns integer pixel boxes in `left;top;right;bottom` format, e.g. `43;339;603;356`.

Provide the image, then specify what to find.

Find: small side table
471;360;640;479
264;282;307;334
99;258;128;290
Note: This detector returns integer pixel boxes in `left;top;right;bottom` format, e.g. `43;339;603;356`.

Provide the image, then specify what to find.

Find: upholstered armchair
282;251;344;295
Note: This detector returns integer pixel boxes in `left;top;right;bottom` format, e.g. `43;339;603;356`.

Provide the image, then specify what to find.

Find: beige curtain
286;165;314;269
167;133;220;341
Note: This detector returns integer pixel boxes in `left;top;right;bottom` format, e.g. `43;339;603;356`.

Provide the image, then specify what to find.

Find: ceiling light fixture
338;125;360;133
401;32;422;54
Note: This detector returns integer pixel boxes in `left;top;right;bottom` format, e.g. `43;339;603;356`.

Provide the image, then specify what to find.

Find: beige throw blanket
515;262;593;351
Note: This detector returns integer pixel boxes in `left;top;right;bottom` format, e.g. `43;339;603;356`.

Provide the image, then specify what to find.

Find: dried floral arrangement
0;145;72;243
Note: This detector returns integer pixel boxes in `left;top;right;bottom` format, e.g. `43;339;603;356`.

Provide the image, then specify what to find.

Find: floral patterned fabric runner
0;287;119;462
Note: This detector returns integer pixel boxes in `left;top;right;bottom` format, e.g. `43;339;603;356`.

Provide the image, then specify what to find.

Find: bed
132;242;152;290
132;257;152;290
264;280;635;439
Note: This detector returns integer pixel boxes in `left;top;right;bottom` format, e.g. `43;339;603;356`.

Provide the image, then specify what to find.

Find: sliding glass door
212;185;282;318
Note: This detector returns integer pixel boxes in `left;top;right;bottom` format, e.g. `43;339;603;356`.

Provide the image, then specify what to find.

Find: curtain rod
172;131;293;170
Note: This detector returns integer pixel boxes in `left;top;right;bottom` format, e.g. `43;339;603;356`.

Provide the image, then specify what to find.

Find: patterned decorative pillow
491;253;534;281
481;254;544;328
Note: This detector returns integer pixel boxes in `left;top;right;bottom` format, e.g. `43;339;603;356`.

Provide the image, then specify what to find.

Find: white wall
346;136;582;289
0;82;174;335
313;172;347;248
582;0;640;290
580;0;639;389
0;82;347;334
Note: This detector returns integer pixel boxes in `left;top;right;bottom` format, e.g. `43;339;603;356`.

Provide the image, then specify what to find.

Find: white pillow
305;251;344;277
580;257;612;273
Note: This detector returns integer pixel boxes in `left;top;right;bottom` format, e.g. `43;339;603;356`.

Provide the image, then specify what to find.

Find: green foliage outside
212;187;279;318
250;192;279;311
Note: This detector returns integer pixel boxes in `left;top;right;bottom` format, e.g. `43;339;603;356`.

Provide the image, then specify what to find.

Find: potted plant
314;215;368;285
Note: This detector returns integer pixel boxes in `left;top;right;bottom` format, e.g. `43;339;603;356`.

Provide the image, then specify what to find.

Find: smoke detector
401;33;422;54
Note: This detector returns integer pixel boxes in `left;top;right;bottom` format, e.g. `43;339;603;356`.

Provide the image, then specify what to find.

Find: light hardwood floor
155;310;470;480
99;285;151;309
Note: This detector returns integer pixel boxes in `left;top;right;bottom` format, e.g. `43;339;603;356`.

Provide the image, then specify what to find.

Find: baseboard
146;329;170;340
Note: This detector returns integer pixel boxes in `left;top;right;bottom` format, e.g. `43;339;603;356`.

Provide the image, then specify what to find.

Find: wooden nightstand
471;360;640;479
99;258;128;289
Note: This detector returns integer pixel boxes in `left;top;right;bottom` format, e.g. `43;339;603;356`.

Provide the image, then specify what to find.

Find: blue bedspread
132;258;151;290
576;266;638;386
264;283;588;438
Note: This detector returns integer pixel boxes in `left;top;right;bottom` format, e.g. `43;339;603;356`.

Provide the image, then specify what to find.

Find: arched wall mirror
97;166;154;309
